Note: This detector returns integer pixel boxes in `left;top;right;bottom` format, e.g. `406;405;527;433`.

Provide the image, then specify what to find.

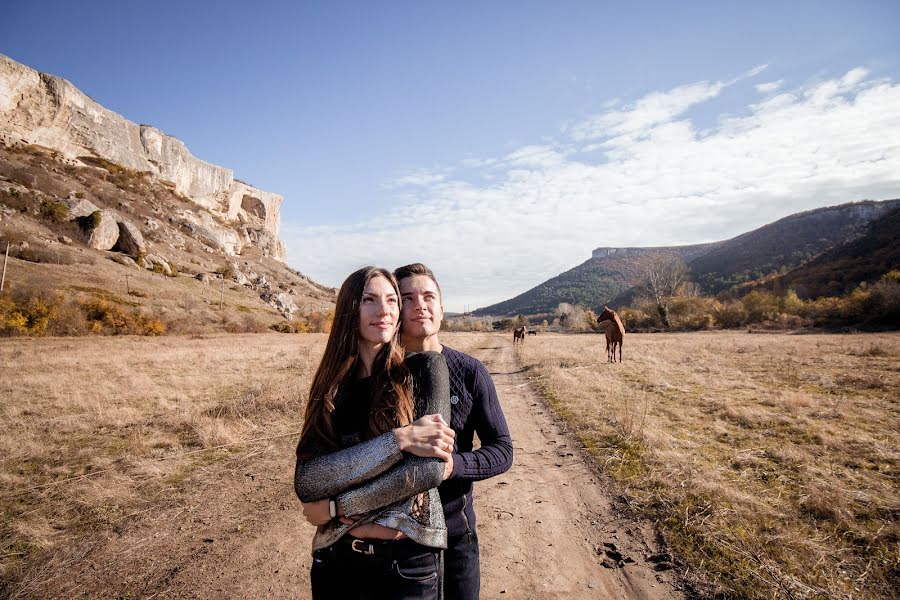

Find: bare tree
639;253;689;328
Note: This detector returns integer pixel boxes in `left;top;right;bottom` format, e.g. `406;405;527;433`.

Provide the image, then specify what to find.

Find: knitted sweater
294;351;451;553
439;345;514;538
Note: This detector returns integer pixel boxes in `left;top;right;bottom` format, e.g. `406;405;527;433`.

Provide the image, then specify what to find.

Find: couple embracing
294;263;514;599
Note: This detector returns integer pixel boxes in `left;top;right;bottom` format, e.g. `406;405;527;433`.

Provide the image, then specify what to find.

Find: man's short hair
394;263;442;299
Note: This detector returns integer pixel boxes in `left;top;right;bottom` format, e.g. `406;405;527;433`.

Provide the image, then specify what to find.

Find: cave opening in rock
241;195;266;220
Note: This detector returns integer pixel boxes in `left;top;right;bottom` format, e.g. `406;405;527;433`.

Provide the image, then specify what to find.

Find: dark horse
513;326;526;345
597;306;625;363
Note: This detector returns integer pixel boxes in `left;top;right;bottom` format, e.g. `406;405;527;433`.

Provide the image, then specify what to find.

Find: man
395;263;514;600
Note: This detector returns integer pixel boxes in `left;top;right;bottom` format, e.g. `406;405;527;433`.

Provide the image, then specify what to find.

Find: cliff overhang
0;53;285;261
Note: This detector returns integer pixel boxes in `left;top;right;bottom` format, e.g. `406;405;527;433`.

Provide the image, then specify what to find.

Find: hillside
0;55;335;334
476;199;899;316
689;200;900;294
765;205;900;298
0;143;334;333
473;244;714;316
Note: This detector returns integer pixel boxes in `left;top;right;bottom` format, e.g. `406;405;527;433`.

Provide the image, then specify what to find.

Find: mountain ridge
474;199;900;316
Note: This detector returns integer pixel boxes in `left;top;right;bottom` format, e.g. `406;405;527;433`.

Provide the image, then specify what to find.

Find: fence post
0;241;9;292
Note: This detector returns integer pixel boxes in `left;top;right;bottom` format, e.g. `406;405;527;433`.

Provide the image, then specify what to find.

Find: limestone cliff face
0;53;285;260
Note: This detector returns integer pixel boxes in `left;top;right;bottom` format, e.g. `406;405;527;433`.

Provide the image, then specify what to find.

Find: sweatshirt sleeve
448;360;513;481
336;351;451;516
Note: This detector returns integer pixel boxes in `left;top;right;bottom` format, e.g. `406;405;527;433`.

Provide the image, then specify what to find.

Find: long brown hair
298;266;413;456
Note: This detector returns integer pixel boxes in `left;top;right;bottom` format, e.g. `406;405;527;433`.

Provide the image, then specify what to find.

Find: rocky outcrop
179;210;243;255
63;196;100;219
114;220;147;256
0;53;285;261
141;253;173;276
261;290;298;320
88;210;120;250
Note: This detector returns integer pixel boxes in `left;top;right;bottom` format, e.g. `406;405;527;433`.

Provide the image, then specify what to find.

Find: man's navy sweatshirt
438;345;513;538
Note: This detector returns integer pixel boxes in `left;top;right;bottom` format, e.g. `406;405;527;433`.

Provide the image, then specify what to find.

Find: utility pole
220;278;225;311
0;241;9;293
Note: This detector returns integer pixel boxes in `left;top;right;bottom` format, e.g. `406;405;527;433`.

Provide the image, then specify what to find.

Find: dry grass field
3;331;898;599
0;333;325;595
516;331;900;599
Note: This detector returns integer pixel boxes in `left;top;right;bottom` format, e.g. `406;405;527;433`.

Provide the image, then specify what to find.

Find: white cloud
459;157;498;169
502;145;568;169
283;67;900;312
567;79;726;141
756;79;784;94
386;169;448;187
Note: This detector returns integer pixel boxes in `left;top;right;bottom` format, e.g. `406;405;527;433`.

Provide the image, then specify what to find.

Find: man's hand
394;414;455;461
301;499;332;526
442;453;454;480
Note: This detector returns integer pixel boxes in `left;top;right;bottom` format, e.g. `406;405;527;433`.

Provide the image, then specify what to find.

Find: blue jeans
311;538;442;600
443;531;480;600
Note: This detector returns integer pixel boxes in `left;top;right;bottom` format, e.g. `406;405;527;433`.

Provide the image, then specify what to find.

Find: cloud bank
282;67;900;312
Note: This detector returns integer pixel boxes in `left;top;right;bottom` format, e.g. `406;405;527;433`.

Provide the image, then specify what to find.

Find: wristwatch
329;498;337;519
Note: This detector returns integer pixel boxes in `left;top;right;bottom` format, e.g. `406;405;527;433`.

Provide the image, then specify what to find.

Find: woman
294;266;454;600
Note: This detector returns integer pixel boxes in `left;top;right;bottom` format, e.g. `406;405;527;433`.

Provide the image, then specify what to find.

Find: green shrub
39;199;68;223
712;300;748;328
741;290;781;323
76;210;103;233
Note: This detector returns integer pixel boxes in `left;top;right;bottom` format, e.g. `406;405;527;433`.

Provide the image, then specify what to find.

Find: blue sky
4;1;900;311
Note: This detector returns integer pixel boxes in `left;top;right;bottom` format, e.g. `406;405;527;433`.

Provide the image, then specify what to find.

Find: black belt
331;536;436;561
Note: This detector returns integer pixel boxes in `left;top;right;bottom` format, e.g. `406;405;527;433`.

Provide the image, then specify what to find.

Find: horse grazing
513;326;526;345
597;306;625;363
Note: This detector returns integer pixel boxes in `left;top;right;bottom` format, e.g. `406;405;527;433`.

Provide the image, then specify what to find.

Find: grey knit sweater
294;351;451;553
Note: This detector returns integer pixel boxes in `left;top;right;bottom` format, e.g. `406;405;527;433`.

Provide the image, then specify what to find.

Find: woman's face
358;275;400;349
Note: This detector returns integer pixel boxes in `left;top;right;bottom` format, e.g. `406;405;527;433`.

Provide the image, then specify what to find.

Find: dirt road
33;338;681;599
474;341;680;599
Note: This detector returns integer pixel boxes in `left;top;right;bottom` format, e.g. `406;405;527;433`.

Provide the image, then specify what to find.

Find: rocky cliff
0;53;284;260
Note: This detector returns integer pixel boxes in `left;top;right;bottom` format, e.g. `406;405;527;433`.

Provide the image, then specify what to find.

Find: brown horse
597;306;624;362
513;326;526;345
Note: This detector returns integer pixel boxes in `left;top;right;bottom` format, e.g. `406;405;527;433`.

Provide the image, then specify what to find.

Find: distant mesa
0;53;285;261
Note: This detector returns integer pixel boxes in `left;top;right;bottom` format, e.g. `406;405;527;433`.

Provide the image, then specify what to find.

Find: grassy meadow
0;333;325;594
2;330;897;599
517;331;900;599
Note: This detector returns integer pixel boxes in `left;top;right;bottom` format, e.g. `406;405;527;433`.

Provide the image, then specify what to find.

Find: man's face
399;274;444;340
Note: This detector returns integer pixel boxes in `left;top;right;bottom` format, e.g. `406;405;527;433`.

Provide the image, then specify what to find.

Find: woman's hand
394;414;455;460
301;499;332;526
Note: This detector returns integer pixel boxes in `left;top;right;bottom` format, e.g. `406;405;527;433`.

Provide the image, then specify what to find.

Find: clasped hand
395;413;455;462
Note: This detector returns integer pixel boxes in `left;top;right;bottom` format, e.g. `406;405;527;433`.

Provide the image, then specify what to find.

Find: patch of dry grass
516;331;900;599
0;333;324;594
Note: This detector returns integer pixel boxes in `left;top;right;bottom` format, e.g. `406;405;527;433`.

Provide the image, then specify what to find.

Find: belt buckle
351;539;375;555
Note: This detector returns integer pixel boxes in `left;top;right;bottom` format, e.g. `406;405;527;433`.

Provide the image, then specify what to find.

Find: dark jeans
443;531;480;600
311;538;442;600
